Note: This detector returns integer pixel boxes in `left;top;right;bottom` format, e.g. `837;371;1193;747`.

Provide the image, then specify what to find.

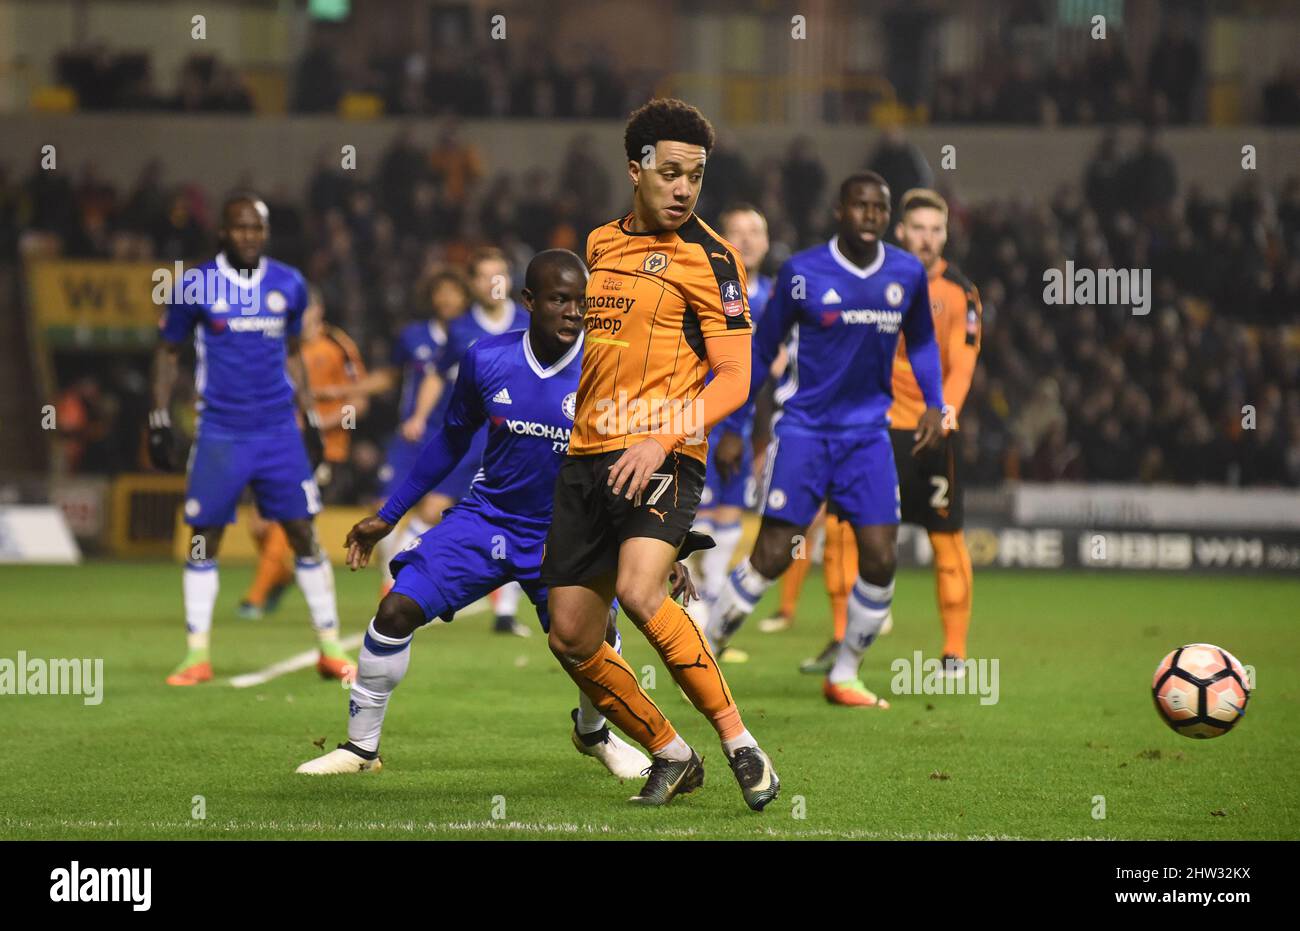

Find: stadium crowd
5;124;1298;490
43;22;1300;126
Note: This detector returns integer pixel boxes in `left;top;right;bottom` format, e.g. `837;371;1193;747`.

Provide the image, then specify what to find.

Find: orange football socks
931;530;973;658
568;640;677;753
779;552;810;619
245;523;293;606
822;513;858;641
642;596;748;744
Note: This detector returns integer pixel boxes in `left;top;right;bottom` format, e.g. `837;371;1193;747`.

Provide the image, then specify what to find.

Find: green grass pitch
1;561;1296;840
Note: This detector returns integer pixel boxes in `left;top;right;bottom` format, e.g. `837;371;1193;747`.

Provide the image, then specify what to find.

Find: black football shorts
890;428;963;532
540;449;706;587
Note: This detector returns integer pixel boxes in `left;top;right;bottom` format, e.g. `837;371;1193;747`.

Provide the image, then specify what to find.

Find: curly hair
623;98;715;164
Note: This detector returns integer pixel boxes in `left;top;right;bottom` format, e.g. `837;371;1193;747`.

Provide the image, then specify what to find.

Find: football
1152;643;1252;739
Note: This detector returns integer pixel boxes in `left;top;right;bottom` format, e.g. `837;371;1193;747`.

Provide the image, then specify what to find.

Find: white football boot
296;744;383;775
571;710;651;779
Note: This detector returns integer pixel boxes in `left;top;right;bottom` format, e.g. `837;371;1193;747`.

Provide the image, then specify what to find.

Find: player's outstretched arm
147;341;182;471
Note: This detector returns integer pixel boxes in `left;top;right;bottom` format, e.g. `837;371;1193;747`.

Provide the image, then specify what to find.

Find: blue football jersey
749;273;775;329
160;253;308;433
445;301;531;372
440;329;582;525
755;238;942;434
390;320;455;425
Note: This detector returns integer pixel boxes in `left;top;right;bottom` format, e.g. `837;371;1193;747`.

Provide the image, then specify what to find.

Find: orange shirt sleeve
651;331;750;455
942;283;981;424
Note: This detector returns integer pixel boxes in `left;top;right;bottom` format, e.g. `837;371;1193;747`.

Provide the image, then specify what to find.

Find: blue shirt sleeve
721;260;798;434
284;270;308;339
377;344;487;524
159;298;199;345
900;268;944;411
389;328;413;369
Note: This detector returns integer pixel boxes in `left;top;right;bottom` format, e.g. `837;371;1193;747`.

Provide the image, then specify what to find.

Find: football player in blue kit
296;250;695;779
707;172;947;707
447;247;535;637
148;193;355;686
342;270;469;591
689;204;774;625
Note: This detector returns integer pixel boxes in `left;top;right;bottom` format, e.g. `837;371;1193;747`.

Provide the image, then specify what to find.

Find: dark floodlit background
2;0;1298;570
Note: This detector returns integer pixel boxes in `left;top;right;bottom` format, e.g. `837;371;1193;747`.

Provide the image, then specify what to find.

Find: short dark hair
421;268;471;309
524;249;587;293
624;98;715;164
838;171;890;203
220;191;268;225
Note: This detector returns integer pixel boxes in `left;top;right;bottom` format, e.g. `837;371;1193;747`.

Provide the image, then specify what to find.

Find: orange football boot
823;678;891;708
317;652;357;684
166;656;213;686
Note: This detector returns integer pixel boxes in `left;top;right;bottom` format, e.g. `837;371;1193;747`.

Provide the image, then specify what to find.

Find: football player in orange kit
540;98;779;810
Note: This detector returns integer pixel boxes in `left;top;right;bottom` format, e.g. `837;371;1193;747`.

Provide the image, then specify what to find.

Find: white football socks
829;576;894;683
294;554;340;641
722;728;758;756
183;560;218;652
653;734;693;762
347;618;413;753
706;558;774;652
699;520;742;601
495;580;522;617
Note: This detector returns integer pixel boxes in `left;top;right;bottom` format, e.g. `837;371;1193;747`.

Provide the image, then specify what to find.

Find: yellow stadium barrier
109;474;187;558
338;92;384;120
30;85;77;112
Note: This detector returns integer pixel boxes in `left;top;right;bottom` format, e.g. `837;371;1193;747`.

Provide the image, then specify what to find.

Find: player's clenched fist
345;515;394;571
606;437;668;500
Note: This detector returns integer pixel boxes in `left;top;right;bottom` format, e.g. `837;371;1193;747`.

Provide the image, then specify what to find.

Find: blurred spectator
1263;66;1300;125
866;126;933;220
292;34;342;114
780;136;827;248
1146;21;1201;124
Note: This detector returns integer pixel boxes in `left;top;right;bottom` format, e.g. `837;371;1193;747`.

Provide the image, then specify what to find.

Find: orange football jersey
303;324;365;463
889;258;982;431
570;213;752;464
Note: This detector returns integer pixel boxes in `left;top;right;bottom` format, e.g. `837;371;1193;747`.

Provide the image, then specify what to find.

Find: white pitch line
228;633;364;688
226;597;494;689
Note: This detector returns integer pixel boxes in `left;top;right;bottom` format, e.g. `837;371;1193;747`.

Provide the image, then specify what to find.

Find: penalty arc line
225;598;493;688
